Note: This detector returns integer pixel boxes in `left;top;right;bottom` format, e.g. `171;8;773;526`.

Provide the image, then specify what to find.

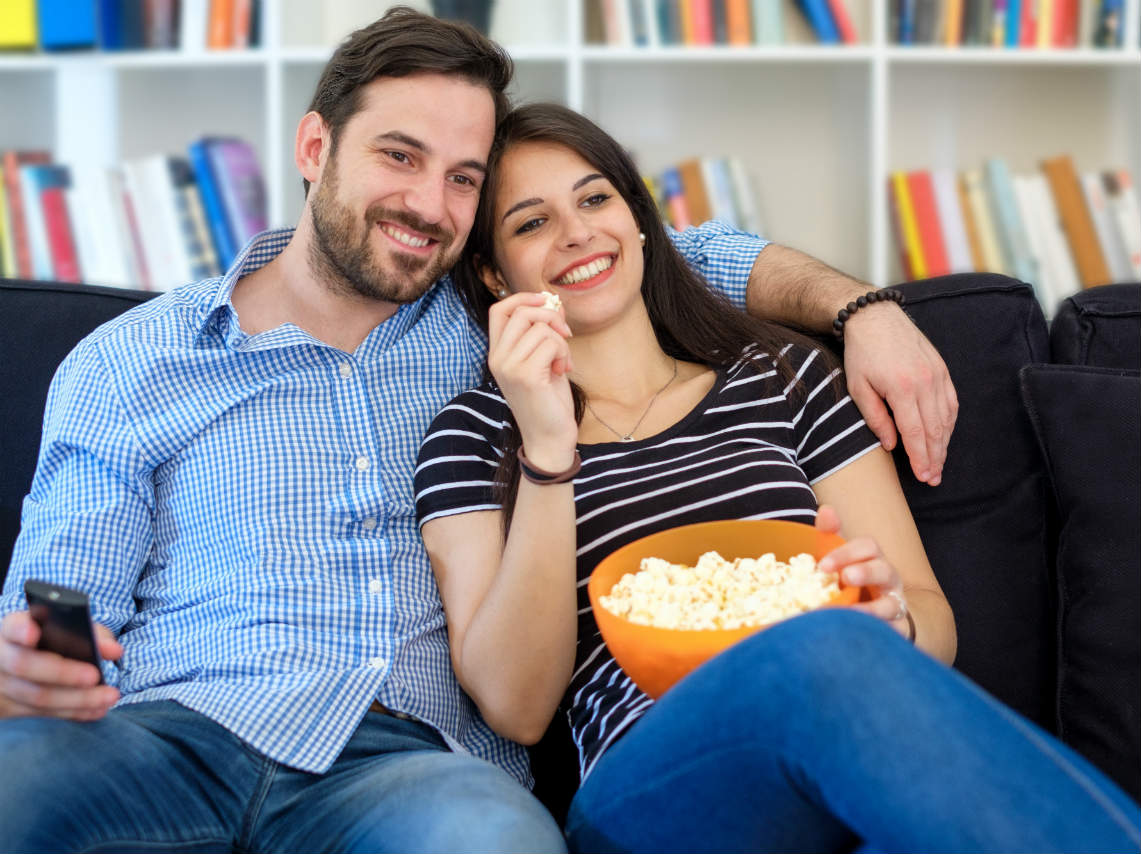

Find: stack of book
887;156;1141;314
646;155;765;236
891;0;1126;48
0;0;260;52
588;0;861;47
0;137;268;290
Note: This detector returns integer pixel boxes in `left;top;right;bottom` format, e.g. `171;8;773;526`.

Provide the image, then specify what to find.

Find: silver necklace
584;358;678;443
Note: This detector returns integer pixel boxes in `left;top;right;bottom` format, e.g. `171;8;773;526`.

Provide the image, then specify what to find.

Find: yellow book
962;169;1007;274
0;175;14;277
0;0;37;49
1037;0;1055;47
679;0;695;44
891;172;927;280
944;0;963;45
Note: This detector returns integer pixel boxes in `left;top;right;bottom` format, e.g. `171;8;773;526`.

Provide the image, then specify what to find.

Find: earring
639;232;646;247
497;288;509;299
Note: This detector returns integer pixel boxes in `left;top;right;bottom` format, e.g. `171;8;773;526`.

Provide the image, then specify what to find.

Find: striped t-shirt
414;343;880;780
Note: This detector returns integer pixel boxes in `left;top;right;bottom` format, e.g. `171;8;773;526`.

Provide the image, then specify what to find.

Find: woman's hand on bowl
815;505;912;641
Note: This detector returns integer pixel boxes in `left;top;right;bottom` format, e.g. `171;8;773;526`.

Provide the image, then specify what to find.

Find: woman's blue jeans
566;610;1140;853
0;700;565;854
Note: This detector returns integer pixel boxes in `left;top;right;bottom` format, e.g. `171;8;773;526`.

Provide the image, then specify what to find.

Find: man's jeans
0;700;565;854
567;610;1141;854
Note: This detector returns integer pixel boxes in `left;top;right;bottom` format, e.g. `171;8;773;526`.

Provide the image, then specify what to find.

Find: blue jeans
0;700;565;854
566;610;1140;854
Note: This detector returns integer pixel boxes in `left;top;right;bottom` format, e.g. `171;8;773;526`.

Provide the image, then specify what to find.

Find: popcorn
541;292;562;312
599;551;841;631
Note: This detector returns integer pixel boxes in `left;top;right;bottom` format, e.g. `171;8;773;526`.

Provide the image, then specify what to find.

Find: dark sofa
2;274;1138;820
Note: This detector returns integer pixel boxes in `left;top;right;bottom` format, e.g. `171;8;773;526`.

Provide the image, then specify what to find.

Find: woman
414;104;1140;852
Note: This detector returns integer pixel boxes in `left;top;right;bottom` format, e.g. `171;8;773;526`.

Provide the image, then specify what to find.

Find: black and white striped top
414;343;880;780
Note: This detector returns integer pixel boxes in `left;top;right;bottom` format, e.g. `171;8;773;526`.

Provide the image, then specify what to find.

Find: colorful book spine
962;168;1007;274
0;0;37;49
825;0;857;42
188;139;239;267
3;150;52;279
0;176;13;277
677;158;713;225
1040;154;1112;288
906;170;950;277
203;138;267;255
984;158;1037;285
798;0;840;43
931;169;973;274
661;167;691;230
889;172;926;280
40;182;82;282
38;0;97;49
18;165;55;280
1102;171;1141;279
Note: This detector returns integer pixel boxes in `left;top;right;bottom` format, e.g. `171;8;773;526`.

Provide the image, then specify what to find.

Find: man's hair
302;5;514;195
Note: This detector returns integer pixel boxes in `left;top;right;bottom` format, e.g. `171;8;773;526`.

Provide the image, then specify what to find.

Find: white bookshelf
1;0;1138;286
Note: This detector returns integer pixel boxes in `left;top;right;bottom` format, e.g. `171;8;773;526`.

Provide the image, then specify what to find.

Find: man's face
307;73;496;304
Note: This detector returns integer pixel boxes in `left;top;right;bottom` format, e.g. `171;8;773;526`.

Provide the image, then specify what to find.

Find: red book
2;149;51;279
826;0;858;43
40;186;81;283
690;0;715;44
906;171;950;277
1053;0;1077;46
1019;0;1038;45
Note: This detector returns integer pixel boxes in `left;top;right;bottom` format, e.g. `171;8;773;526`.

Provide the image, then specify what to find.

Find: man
0;8;955;853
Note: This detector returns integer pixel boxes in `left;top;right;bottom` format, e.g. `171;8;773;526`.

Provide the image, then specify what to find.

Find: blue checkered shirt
2;224;766;781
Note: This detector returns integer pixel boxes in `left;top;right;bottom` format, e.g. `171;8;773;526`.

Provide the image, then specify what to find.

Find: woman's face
483;140;645;333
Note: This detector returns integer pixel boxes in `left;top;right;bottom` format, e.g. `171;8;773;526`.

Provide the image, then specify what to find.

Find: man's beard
308;172;459;305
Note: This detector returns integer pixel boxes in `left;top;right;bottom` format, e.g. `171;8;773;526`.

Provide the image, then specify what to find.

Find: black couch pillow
0;280;155;581
1020;364;1140;802
1050;283;1141;371
893;274;1056;731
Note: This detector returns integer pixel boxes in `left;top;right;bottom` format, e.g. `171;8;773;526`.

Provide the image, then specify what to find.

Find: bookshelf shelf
1;0;1138;290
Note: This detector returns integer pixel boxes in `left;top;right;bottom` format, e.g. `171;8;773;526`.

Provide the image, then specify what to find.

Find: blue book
98;0;145;50
19;164;71;281
796;0;839;43
188;139;238;269
39;0;96;49
984;158;1037;286
1005;0;1021;47
898;0;916;44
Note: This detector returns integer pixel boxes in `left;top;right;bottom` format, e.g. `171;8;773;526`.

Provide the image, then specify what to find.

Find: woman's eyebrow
501;173;606;223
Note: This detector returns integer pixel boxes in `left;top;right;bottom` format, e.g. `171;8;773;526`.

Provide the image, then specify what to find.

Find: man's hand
841;304;958;486
0;610;122;720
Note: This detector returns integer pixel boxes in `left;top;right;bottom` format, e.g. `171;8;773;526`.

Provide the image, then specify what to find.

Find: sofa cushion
0;280;154;580
1049;283;1140;370
892;274;1056;732
1019;364;1141;802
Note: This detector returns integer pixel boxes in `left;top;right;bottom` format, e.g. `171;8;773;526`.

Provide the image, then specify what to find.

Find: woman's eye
515;217;545;234
582;193;610;207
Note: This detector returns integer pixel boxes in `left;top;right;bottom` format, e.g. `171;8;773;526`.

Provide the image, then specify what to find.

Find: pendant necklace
584;358;678;443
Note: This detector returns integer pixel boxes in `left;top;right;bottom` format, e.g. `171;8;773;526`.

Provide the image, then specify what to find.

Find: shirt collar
194;228;294;340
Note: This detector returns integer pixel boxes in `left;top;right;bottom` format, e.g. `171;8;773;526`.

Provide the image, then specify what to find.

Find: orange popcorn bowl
587;519;861;700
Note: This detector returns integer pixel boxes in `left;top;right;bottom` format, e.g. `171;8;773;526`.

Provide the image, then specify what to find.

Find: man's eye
385;151;410;164
450;174;476;187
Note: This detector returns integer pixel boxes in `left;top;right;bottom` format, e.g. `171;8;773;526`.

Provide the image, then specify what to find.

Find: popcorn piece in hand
541;292;562;312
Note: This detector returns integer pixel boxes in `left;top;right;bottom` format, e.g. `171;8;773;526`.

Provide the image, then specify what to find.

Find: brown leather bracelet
517;447;581;484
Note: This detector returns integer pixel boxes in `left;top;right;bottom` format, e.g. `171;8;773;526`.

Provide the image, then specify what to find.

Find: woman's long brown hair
450;103;837;529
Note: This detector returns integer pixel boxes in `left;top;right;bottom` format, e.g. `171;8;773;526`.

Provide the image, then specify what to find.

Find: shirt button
362;517;377;531
368;656;386;669
355;456;370;471
368;578;383;594
338;362;353;378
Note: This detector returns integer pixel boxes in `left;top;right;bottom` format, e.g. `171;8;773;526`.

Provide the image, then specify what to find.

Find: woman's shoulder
421;377;510;448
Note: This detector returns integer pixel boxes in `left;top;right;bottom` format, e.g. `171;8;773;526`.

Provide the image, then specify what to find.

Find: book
2;150;52;279
931;168;973;274
38;0;97;49
943;0;964;45
1036;0;1054;46
956;173;986;271
180;0;210;50
906;171;950;277
208;0;236;48
725;0;751;44
98;0;147;50
169;156;221;280
1081;172;1132;282
18;165;59;280
144;0;180;49
679;0;695;43
676;158;713;225
961;168;1007;274
188;139;239;268
1094;0;1123;47
726;157;763;236
889;172;926;280
202;137;268;257
0;176;13;277
1040;154;1112;288
0;0;36;49
700;158;735;226
40;180;82;283
710;0;727;43
1024;171;1081;305
660;167;691;230
984;158;1037;285
66;165;134;287
690;0;715;44
1102;170;1141;279
797;0;840;43
1004;0;1021;46
751;0;782;44
825;0;857;42
1011;174;1056;311
122;155;192;291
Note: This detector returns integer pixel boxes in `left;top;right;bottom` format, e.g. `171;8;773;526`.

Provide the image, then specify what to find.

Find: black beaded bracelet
831;288;905;339
517;447;582;485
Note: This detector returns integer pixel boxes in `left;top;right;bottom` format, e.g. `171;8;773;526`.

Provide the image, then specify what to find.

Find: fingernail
818;558;833;573
919;470;930;482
